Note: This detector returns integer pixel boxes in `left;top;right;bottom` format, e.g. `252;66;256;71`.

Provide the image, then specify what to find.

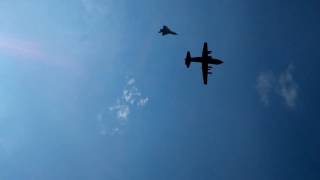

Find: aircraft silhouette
159;25;178;36
185;42;223;85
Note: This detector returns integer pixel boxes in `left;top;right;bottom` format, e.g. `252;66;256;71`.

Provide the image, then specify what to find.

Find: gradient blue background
0;0;319;179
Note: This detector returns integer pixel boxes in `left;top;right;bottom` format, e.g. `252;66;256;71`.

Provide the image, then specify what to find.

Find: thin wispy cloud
81;0;109;16
256;72;275;106
278;64;298;108
109;78;149;120
80;0;125;20
97;78;149;136
256;64;298;108
0;35;44;60
109;104;130;120
127;78;135;85
123;86;141;104
0;33;83;73
137;97;149;107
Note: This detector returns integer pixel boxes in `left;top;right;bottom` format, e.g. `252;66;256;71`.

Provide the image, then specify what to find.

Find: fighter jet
185;42;223;85
159;25;178;36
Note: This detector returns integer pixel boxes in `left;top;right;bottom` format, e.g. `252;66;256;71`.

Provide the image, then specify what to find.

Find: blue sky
0;0;319;179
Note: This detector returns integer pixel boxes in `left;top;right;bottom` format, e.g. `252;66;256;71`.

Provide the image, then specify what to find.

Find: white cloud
256;64;298;109
278;64;298;108
111;127;121;136
127;78;135;85
114;105;130;120
137;97;149;107
122;86;141;103
256;72;275;106
0;34;45;60
80;0;126;21
98;78;149;136
81;0;109;17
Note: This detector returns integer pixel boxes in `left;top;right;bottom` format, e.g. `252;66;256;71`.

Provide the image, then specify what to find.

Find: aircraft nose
218;60;223;64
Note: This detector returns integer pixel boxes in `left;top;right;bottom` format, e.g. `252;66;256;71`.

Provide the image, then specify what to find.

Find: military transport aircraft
185;42;223;85
159;25;178;36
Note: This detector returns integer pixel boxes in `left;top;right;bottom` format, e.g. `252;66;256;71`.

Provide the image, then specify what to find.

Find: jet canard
185;42;223;85
159;25;178;36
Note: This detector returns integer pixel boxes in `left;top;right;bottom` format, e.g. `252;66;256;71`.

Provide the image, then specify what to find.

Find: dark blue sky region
0;0;319;180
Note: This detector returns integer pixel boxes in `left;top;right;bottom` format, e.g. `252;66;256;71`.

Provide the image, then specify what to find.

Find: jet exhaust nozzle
185;51;191;68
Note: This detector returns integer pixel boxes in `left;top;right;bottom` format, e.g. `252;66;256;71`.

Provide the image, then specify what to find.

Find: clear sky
0;0;319;179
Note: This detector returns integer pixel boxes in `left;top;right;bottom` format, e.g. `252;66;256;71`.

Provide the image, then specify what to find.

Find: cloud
137;97;149;107
122;86;141;103
109;104;130;120
278;64;298;108
0;35;45;60
109;78;148;119
81;0;109;17
80;0;124;20
0;33;83;74
127;78;135;85
256;72;275;106
256;64;298;108
97;78;149;136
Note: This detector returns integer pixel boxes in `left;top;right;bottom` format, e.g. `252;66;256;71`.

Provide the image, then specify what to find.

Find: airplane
159;25;178;36
185;42;223;85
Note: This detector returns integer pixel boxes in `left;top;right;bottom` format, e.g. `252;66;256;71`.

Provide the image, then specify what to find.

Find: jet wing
202;42;212;57
202;63;208;85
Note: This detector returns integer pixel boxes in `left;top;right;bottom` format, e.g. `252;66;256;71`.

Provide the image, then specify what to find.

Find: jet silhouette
159;25;178;36
185;42;223;85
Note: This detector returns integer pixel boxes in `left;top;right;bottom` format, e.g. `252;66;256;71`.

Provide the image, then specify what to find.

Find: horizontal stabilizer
185;51;191;68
